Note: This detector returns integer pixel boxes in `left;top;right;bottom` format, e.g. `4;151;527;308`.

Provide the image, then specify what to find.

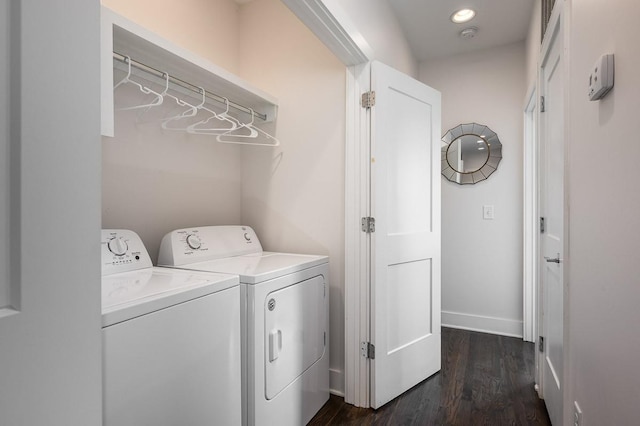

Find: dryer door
264;275;325;399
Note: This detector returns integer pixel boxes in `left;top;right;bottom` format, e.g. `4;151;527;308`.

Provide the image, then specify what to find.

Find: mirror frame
441;122;503;185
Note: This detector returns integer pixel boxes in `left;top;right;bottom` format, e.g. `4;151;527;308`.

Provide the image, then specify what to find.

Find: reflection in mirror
446;135;489;173
441;123;502;185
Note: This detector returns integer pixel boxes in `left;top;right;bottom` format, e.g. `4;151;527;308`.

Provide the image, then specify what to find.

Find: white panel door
370;61;441;409
0;1;103;425
539;15;564;426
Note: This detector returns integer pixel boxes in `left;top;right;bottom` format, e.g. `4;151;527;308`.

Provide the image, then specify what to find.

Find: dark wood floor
310;328;551;425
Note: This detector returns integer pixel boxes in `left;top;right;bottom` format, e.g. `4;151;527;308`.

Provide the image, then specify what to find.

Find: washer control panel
158;225;263;266
101;229;152;276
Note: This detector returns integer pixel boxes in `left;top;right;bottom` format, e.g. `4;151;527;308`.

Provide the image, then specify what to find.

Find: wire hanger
114;56;163;111
187;97;238;135
216;109;280;146
160;86;202;130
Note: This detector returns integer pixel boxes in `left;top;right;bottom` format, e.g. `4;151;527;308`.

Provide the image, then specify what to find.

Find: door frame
344;62;372;407
532;4;572;422
523;86;538;344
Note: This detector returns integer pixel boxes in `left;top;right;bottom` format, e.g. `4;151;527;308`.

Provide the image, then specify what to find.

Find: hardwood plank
309;328;551;425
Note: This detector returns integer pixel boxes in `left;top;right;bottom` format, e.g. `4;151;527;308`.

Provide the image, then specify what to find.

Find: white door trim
536;0;561;401
523;85;538;343
536;5;572;424
344;63;371;407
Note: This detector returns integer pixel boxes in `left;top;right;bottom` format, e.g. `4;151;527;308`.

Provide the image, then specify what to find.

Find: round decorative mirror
441;122;503;185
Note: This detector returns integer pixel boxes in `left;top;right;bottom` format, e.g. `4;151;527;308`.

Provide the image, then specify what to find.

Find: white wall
420;42;526;337
323;0;418;76
102;0;241;73
102;88;244;263
101;0;244;262
564;0;640;424
237;0;346;395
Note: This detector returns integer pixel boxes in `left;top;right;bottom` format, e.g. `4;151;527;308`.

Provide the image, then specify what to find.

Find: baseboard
442;310;523;338
329;368;345;397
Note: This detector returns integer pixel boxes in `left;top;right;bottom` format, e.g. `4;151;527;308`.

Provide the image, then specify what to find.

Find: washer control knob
244;233;251;241
186;234;202;250
108;237;128;257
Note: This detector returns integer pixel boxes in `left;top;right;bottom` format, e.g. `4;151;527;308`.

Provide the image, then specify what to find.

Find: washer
101;229;242;426
158;226;329;426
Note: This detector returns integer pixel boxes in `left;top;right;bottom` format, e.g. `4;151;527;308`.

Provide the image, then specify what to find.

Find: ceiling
234;0;535;62
388;0;535;61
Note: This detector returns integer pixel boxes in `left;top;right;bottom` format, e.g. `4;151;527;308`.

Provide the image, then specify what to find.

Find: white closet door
370;61;442;409
0;1;103;425
539;11;565;426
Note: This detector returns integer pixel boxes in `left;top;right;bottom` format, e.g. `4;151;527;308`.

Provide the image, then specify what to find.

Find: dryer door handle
269;329;282;362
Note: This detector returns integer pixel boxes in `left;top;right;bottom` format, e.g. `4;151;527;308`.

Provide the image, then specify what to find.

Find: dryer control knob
186;234;202;250
107;237;128;257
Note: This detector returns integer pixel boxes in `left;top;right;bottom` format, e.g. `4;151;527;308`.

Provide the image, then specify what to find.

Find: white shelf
101;6;278;137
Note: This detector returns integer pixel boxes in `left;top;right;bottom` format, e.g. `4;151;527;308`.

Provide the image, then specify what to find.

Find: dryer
158;226;329;426
101;229;242;426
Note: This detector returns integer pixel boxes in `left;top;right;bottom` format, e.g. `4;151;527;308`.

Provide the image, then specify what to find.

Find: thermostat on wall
588;54;614;101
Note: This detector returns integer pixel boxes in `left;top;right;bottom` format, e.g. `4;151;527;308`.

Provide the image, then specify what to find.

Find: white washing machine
157;226;329;426
101;229;242;426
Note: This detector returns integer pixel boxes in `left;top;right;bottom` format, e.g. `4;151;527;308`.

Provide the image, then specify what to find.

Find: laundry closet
100;0;346;424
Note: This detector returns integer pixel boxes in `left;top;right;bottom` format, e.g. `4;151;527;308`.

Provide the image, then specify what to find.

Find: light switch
483;205;494;220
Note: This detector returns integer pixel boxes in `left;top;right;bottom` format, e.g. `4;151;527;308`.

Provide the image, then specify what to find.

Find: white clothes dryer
158;226;329;426
101;229;242;426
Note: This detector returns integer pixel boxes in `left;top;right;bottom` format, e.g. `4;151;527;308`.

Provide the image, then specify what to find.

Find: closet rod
112;51;268;121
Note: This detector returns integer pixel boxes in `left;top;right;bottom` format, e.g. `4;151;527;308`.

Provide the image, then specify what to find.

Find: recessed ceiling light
451;8;476;24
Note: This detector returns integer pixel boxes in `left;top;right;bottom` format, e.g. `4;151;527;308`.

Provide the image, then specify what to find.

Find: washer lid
101;267;239;327
173;252;328;284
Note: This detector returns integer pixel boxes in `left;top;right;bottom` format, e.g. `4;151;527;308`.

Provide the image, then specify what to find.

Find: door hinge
539;336;544;353
361;217;376;233
540;217;545;233
361;91;376;108
540;95;546;113
361;342;375;359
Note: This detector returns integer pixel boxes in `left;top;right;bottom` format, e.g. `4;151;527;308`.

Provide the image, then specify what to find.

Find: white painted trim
329;368;345;397
344;63;371;408
442;311;524;338
100;8;114;137
523;86;538;343
280;0;372;66
536;6;572;420
561;3;573;425
540;1;562;66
